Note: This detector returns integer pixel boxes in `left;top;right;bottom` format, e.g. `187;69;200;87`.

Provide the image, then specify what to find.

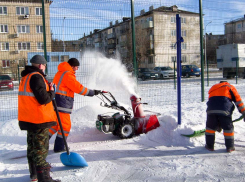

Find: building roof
0;0;52;4
79;5;199;40
225;15;245;24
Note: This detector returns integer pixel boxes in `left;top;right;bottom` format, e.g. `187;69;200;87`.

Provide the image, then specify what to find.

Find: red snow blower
95;91;160;139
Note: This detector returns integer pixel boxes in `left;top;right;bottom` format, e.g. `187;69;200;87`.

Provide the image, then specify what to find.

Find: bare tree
125;23;151;70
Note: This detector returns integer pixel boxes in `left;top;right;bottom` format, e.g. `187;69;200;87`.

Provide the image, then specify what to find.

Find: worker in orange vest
205;81;245;152
18;55;60;182
49;58;100;153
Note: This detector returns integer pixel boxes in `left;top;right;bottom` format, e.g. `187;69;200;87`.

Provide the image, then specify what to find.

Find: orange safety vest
207;82;245;115
18;72;56;123
53;62;89;113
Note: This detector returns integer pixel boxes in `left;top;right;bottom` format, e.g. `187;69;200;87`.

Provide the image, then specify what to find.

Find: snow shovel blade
181;129;206;138
60;152;88;167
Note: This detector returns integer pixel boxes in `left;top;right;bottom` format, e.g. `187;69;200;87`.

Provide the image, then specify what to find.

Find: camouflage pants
27;128;49;167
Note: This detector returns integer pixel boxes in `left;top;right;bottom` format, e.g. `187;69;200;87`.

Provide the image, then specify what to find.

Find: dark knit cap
68;58;80;66
30;55;47;64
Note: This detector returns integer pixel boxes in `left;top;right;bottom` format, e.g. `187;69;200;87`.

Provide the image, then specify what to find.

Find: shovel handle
52;99;70;155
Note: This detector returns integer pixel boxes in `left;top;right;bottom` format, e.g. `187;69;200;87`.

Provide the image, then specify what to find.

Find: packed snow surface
1;52;245;182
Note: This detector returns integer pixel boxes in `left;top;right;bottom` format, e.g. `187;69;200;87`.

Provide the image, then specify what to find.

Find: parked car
181;65;201;77
153;66;177;79
0;75;14;90
138;68;159;81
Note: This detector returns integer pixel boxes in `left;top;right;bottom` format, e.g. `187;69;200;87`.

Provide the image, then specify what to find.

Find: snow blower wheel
117;121;135;139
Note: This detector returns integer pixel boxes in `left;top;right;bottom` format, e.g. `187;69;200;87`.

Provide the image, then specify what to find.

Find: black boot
36;164;61;182
54;136;65;153
28;162;37;181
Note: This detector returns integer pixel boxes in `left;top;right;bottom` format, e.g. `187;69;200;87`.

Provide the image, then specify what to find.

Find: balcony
95;43;102;48
108;43;116;49
143;21;154;29
94;37;102;43
147;49;154;55
120;41;127;47
121;50;128;58
150;35;154;41
107;33;116;39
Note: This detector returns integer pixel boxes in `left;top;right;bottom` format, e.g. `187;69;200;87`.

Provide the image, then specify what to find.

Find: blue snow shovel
52;98;88;167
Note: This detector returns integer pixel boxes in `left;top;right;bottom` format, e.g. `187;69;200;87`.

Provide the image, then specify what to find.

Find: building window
0;7;7;15
37;42;44;50
36;25;43;33
237;23;242;29
171;17;176;23
171;30;176;36
51;56;59;62
182;43;187;50
16;7;29;15
171;56;177;62
35;7;42;15
181;17;186;24
61;55;69;62
2;60;10;68
182;55;187;63
1;42;9;51
18;42;30;50
0;24;8;33
17;25;30;33
147;17;153;21
181;30;186;37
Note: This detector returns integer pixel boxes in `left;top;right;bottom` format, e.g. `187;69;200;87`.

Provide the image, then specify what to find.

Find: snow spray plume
77;51;138;104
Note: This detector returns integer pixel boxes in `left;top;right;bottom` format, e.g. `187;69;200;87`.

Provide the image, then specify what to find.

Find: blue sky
49;0;245;40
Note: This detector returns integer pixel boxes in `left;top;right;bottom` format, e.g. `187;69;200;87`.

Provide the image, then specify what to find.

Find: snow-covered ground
1;52;245;182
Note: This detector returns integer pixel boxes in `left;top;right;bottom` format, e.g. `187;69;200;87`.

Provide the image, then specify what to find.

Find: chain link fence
1;0;244;121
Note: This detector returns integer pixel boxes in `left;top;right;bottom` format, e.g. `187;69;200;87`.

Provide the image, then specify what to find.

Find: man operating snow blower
205;81;245;152
49;58;100;153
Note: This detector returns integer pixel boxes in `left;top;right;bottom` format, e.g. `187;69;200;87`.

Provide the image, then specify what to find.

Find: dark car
138;68;159;81
0;75;14;90
181;65;201;77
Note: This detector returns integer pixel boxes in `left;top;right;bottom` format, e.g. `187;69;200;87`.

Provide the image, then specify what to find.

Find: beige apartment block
0;0;52;77
80;5;201;69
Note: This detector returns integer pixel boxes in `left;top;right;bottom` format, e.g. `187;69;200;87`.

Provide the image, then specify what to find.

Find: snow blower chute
95;91;160;139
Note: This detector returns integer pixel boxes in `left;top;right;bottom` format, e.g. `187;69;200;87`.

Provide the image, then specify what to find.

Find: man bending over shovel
205;81;245;152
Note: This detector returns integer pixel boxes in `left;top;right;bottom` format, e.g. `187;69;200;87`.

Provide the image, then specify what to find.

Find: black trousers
205;114;234;149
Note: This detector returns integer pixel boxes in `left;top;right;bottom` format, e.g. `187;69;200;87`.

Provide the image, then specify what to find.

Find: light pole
205;21;212;86
62;17;66;52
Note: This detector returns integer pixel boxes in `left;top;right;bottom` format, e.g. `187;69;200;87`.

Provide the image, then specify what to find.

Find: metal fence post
199;0;205;101
42;0;48;74
176;14;183;125
131;0;137;79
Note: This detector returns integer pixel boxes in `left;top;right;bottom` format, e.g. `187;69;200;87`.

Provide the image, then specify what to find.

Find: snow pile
1;50;245;181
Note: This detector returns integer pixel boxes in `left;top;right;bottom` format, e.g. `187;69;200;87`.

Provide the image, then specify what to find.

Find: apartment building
225;15;245;44
205;33;226;64
0;0;52;77
80;5;201;69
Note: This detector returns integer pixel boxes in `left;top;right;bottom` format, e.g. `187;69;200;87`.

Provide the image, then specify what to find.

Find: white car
153;66;177;79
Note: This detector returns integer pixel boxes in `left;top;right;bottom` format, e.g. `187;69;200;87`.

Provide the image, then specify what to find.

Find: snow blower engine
95;91;160;139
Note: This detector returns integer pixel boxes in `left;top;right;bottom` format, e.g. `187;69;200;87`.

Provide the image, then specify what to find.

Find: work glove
94;90;101;95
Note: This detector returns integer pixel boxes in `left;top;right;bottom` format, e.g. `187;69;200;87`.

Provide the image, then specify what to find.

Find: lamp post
205;21;212;86
62;17;66;52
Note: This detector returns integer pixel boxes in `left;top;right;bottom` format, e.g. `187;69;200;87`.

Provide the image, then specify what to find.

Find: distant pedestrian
18;55;61;182
205;81;245;152
49;58;100;153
